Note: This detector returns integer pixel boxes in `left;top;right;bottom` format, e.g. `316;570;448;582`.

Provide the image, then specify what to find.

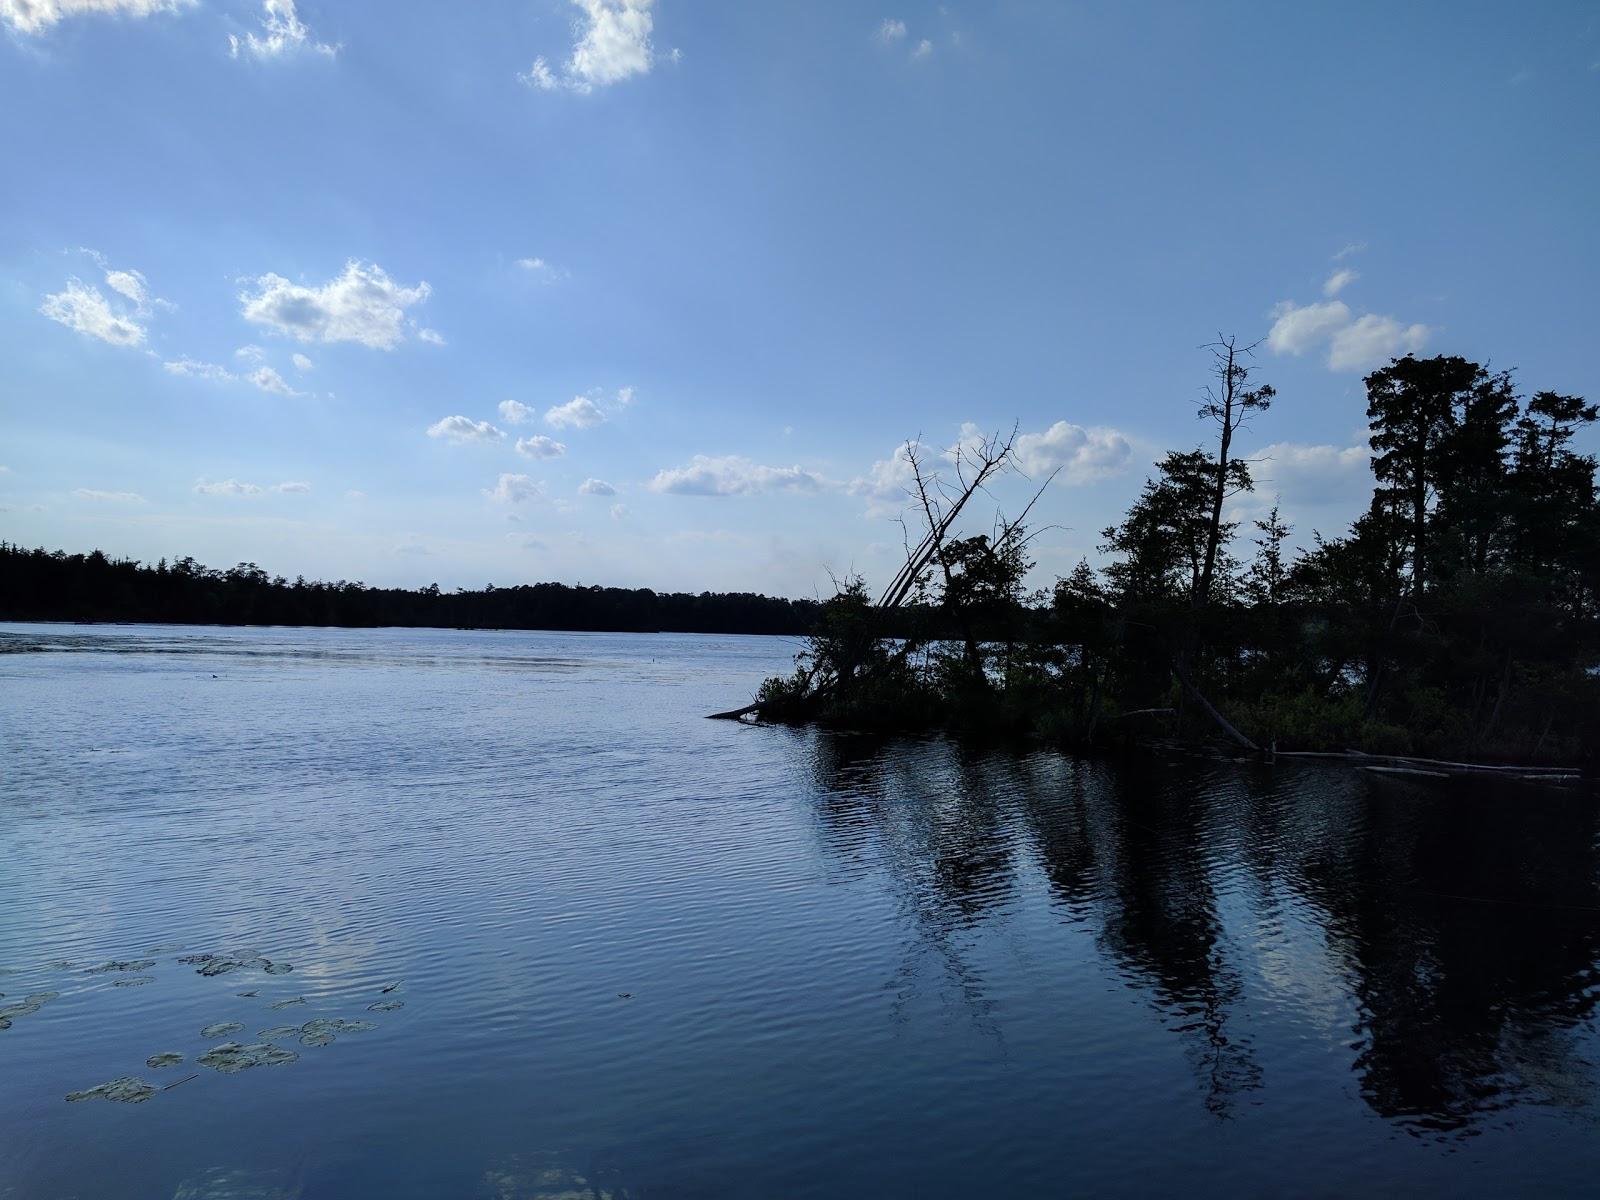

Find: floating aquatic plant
367;1000;404;1012
197;1042;299;1074
268;997;306;1010
113;976;155;988
200;1022;245;1039
146;1052;184;1069
65;1077;157;1104
86;960;155;974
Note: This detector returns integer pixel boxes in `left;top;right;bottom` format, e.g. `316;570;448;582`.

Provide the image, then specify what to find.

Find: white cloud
247;365;301;396
849;440;925;511
1011;421;1132;483
515;256;568;282
519;56;559;90
240;260;431;349
649;455;824;497
72;487;143;503
1327;314;1429;371
40;279;146;347
164;357;235;381
877;17;907;42
291;353;313;371
273;480;311;493
610;503;627;520
417;327;446;346
486;473;543;503
1267;300;1350;355
1322;268;1359;297
228;0;335;60
545;395;606;429
499;399;536;425
193;478;263;497
523;0;655;93
579;477;616;496
234;344;266;362
1;0;190;35
427;415;504;444
912;37;932;59
567;0;654;89
1269;296;1425;371
516;434;567;459
103;269;148;305
1333;241;1367;260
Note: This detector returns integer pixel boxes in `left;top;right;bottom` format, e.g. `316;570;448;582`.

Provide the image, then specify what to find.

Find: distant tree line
0;544;823;636
742;346;1600;766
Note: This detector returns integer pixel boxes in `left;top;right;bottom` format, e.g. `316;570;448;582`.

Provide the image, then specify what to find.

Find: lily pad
66;1076;157;1104
146;1052;185;1069
197;1041;299;1074
113;976;155;988
26;991;60;1004
380;980;403;994
262;961;293;976
201;1022;245;1039
256;1025;301;1039
268;997;306;1010
86;960;155;974
297;1017;377;1047
367;1000;404;1012
176;954;216;965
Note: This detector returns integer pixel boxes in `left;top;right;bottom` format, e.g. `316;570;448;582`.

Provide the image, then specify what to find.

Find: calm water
2;623;1599;1198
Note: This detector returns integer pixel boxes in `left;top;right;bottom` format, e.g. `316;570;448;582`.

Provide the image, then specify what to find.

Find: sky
2;0;1597;598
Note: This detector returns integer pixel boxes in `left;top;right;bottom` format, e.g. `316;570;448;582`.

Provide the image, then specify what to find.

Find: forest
0;545;821;635
736;346;1600;767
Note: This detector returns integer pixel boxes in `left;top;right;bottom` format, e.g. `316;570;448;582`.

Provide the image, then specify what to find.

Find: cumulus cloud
273;480;311;493
417;328;446;346
427;415;504;444
240;260;431;349
1328;314;1429;371
1266;300;1351;356
234;344;266;362
40;279;146;347
229;0;335;59
849;440;924;510
610;503;627;520
72;487;143;502
1322;268;1359;297
522;0;656;93
499;399;536;425
877;17;907;42
649;455;824;496
545;395;606;429
579;477;616;496
1010;421;1132;483
516;434;566;459
291;353;313;371
486;473;543;503
103;269;148;305
1;0;190;35
912;37;932;59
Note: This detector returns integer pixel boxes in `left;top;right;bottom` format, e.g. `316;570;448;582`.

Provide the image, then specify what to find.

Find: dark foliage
0;543;823;636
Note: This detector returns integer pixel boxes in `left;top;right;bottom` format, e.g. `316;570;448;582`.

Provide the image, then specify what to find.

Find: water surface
2;623;1598;1197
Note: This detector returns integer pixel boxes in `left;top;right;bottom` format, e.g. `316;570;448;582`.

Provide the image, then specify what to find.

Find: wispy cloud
229;0;336;60
72;487;144;503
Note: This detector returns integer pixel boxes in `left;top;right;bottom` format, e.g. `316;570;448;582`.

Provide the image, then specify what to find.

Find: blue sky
2;0;1597;597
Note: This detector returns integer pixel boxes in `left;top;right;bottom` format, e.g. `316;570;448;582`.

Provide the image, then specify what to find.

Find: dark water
2;624;1599;1198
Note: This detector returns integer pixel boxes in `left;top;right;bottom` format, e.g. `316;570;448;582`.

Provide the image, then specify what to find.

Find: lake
2;623;1598;1197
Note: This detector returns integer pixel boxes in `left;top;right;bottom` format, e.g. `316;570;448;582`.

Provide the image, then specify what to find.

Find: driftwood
1172;662;1259;752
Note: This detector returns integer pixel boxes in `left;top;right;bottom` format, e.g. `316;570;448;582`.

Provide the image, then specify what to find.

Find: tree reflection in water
801;732;1600;1132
